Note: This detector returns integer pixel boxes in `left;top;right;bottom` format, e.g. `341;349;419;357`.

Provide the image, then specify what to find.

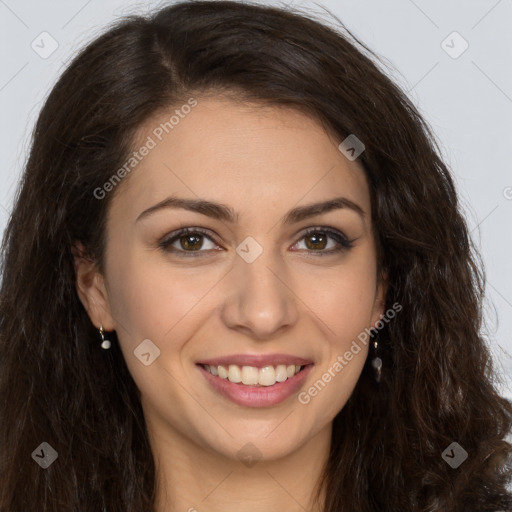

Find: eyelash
158;226;355;258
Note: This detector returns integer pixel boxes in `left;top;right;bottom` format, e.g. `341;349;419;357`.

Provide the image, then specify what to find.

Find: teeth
205;363;304;386
259;366;276;386
218;365;228;379
228;364;242;383
241;365;259;385
275;364;288;382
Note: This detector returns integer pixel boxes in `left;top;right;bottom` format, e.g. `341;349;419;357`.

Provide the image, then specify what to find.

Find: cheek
297;253;376;410
302;254;378;338
105;247;218;340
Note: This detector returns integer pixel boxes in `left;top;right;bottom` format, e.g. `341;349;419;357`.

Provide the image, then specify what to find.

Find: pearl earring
371;337;382;383
99;324;111;350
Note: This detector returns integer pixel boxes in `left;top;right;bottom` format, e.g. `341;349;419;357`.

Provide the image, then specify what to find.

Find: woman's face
77;96;386;463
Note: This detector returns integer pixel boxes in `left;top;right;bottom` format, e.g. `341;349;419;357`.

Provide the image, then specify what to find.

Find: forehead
107;97;371;226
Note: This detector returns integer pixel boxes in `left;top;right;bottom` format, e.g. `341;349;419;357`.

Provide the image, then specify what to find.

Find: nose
220;245;299;340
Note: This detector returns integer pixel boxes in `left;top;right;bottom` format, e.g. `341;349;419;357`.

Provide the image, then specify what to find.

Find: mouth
196;360;314;408
200;363;307;387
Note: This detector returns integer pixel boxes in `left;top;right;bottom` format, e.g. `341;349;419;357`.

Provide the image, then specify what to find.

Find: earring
99;324;111;350
371;335;382;383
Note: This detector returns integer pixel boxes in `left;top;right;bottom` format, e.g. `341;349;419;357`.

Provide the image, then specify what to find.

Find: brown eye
159;228;218;256
159;226;355;258
292;227;355;256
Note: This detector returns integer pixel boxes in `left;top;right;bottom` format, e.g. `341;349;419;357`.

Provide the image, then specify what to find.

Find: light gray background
1;0;511;394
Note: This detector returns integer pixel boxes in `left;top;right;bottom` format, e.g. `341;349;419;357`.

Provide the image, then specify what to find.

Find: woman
0;1;510;511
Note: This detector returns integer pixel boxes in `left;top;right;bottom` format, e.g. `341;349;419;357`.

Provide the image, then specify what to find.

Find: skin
74;96;387;512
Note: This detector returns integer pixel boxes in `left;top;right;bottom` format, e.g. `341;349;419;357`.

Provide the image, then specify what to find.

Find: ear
71;242;116;331
370;270;388;329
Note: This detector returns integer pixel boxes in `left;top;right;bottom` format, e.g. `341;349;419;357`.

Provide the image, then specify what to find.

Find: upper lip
197;353;313;367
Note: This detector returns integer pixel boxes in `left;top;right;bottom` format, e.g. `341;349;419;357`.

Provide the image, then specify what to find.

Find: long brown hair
1;1;510;510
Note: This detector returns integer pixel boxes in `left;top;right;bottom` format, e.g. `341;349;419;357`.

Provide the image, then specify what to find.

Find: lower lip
198;364;314;408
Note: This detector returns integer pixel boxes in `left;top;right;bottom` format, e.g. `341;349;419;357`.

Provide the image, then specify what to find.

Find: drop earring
371;335;382;383
99;324;111;350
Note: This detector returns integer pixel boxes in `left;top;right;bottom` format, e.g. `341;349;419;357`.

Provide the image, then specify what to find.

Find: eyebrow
135;195;365;225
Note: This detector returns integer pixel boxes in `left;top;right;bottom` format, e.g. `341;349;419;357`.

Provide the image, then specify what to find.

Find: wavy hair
0;1;511;510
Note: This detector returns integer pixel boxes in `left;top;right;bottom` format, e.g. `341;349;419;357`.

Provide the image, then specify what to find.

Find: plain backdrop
1;0;511;395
